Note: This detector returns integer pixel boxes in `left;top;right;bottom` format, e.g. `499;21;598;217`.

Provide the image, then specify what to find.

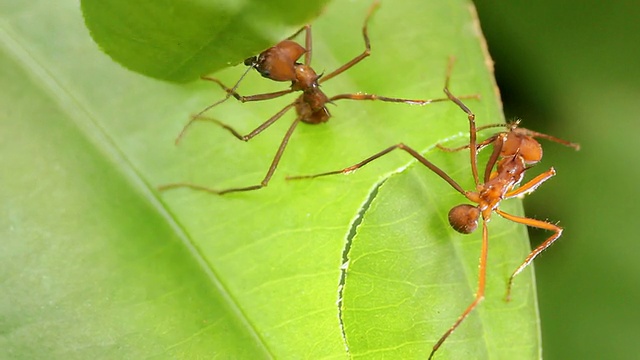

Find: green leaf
1;0;540;359
80;0;330;82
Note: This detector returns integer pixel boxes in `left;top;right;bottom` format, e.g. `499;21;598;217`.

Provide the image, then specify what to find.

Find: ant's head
448;204;480;234
502;132;543;164
247;40;307;82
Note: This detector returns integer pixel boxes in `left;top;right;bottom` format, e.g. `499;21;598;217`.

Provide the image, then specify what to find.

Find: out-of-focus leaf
81;0;330;82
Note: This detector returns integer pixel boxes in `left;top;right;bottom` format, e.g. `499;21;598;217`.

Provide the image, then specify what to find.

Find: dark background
474;1;640;359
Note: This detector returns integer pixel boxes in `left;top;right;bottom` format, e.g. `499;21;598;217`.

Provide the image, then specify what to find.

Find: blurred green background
474;1;640;359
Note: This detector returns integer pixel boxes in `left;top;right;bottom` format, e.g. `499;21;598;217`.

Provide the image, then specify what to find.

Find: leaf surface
0;1;540;359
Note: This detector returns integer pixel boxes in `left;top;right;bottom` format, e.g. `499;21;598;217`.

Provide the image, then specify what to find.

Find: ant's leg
442;58;480;187
495;209;563;301
436;135;496;153
304;25;312;65
200;76;294;105
328;93;479;106
286;24;310;42
428;221;489;360
482;134;506;184
194;65;292;121
325;50;480;108
437;128;504;183
287;142;466;196
299;25;312;65
160;118;301;195
194;64;256;115
505;167;556;199
437;143;472;152
176;102;296;144
319;1;381;83
176;76;296;143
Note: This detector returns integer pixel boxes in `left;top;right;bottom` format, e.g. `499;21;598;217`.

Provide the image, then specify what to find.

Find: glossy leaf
0;0;540;358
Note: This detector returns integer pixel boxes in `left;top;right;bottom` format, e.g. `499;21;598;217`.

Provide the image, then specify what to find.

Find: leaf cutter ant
159;2;478;195
287;58;580;358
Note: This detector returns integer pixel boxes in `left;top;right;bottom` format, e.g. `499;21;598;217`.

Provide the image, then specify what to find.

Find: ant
287;59;580;358
159;1;477;195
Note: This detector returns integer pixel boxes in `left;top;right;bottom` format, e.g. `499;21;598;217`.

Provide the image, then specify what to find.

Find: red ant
287;59;580;358
159;2;477;195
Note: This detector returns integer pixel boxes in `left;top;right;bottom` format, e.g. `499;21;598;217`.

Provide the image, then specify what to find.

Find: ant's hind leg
200;76;294;105
287;142;466;196
328;92;479;106
495;209;563;302
162;118;302;195
176;102;296;145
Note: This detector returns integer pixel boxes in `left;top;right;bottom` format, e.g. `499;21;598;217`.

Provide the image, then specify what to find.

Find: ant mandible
159;2;477;195
287;58;579;358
